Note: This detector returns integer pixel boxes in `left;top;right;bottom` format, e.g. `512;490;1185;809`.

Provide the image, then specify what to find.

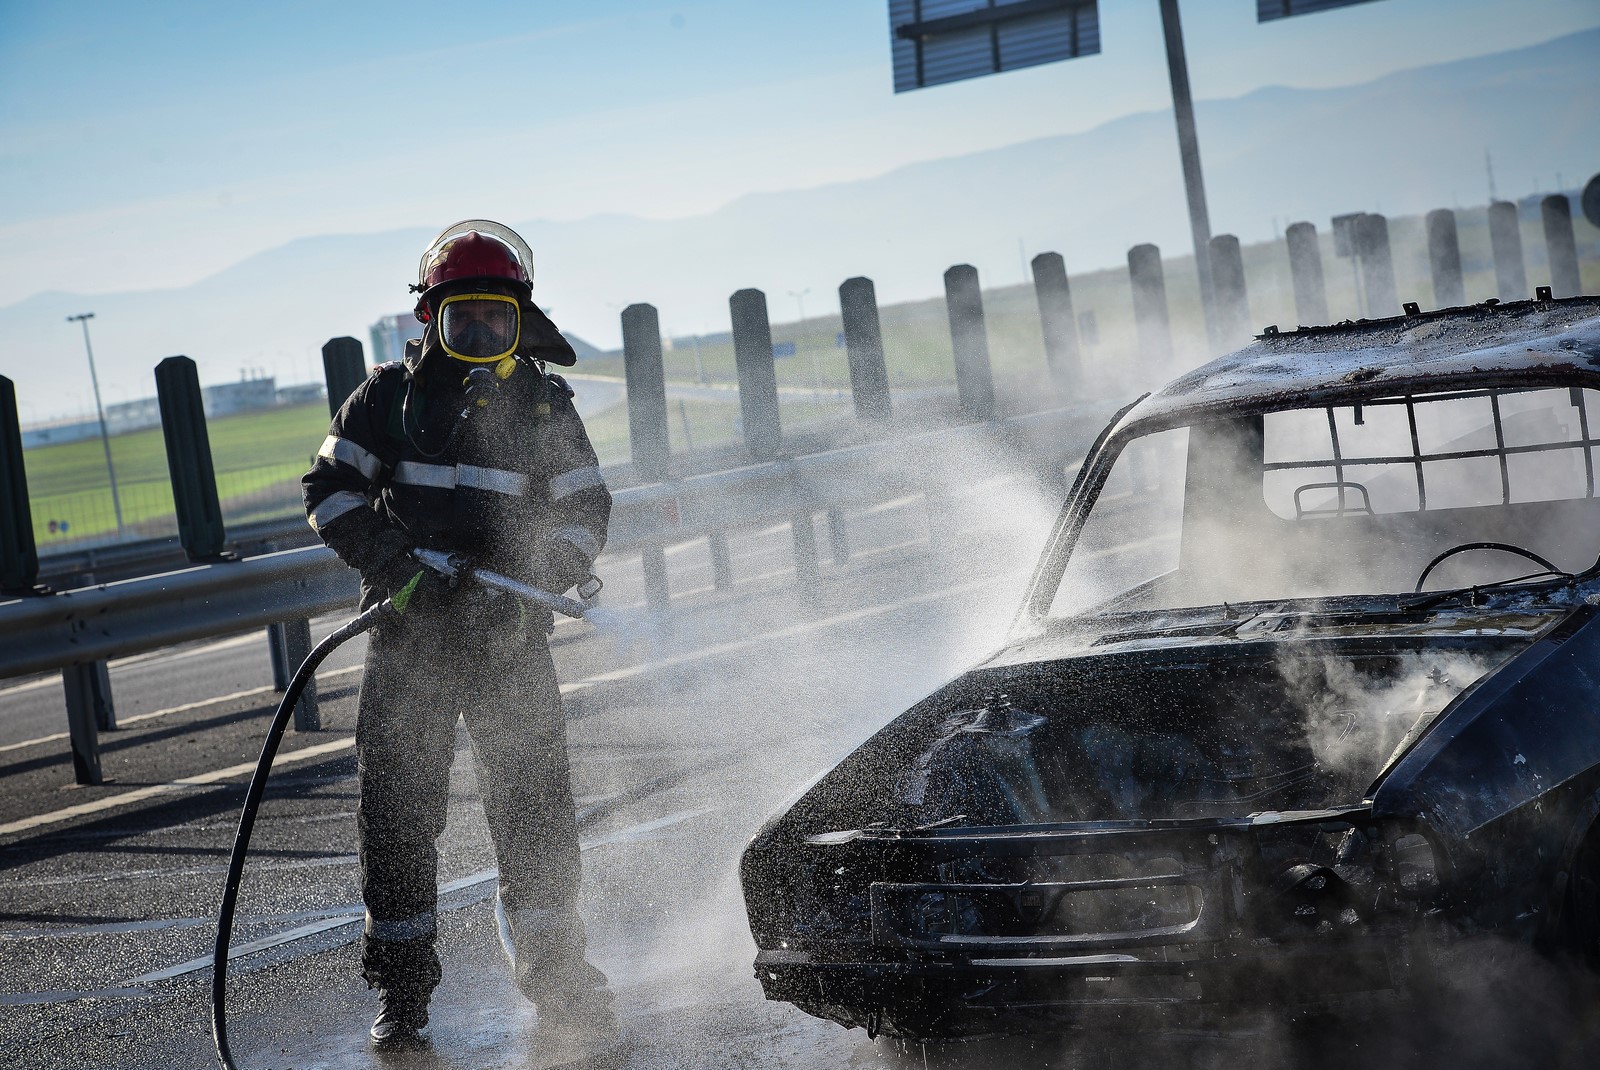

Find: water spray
210;549;589;1070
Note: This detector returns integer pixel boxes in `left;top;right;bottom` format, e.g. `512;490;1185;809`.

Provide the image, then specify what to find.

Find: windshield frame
1011;364;1600;639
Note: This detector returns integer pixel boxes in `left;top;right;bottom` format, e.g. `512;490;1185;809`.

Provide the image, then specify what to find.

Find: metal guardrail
0;402;1106;784
1;546;355;680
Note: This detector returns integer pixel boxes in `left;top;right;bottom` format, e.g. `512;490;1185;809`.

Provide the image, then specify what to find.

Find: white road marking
0;736;358;838
123;806;713;985
862;493;923;515
0;665;364;756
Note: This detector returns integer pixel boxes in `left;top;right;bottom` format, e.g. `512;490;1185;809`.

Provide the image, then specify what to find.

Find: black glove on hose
366;545;422;599
536;540;592;595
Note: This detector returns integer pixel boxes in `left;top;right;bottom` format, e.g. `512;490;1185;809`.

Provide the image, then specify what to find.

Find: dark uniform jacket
301;355;611;614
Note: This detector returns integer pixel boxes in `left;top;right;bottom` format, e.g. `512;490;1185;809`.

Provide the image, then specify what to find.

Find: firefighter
301;220;616;1059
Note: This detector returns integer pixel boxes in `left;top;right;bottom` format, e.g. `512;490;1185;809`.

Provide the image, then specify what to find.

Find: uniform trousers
354;604;595;1002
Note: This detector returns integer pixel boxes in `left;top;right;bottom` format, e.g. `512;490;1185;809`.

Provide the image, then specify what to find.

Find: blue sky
2;0;1596;305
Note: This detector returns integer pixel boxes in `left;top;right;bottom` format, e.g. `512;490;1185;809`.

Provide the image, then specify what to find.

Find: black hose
211;600;392;1070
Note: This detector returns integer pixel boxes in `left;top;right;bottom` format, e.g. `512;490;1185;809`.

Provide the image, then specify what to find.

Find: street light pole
1157;0;1219;352
66;312;126;538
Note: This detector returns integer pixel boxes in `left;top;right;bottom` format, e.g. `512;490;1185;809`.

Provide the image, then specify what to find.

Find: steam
1274;649;1500;783
1054;384;1600;618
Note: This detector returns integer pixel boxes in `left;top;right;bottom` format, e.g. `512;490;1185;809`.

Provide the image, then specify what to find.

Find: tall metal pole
1157;0;1217;351
66;312;125;538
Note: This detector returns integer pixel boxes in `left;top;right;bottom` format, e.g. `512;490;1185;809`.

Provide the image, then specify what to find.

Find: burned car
741;294;1600;1040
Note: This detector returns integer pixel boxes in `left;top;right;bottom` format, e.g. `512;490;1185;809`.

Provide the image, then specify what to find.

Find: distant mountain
5;28;1597;421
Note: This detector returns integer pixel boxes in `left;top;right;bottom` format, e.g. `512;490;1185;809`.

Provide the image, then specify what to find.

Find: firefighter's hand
535;540;592;595
388;567;452;616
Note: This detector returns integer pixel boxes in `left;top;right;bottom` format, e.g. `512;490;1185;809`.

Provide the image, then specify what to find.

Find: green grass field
25;403;332;546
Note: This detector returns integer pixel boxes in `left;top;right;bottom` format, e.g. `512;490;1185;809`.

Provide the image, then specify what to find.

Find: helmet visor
438;293;521;363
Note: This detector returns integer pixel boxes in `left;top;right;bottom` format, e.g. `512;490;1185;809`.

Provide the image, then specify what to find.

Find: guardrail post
792;512;820;589
1128;244;1172;368
1488;200;1528;302
1030;253;1080;399
155;356;229;562
944;265;995;421
322;336;368;416
1425;209;1466;308
280;617;319;731
642;546;670;612
708;532;733;589
826;507;849;565
1285;222;1329;326
62;662;112;785
268;624;291;690
1;375;41;595
1354;213;1400;318
621;304;671;480
838;277;892;423
1209;234;1250;348
1542;195;1582;299
729;289;783;460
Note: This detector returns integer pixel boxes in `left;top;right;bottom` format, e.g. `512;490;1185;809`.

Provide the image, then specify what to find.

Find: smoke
1273;648;1501;786
1054;382;1600;618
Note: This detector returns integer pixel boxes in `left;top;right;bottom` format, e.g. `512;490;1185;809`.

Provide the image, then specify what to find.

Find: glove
364;540;463;617
389;567;450;616
534;540;592;595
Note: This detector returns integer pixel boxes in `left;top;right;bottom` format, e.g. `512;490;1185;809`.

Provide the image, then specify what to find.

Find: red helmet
412;220;536;321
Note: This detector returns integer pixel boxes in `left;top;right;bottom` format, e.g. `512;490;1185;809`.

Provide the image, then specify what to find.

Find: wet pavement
5;482;1600;1069
0;489;1038;1069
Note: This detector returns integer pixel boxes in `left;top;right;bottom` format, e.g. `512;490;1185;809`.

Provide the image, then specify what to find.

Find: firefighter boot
495;898;624;1067
362;933;439;1051
370;988;430;1050
531;986;623;1069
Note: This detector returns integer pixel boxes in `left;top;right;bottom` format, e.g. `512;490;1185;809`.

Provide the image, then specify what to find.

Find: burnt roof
1119;295;1600;435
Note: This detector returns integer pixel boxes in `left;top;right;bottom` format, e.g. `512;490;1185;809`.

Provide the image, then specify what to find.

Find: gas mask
437;293;521;364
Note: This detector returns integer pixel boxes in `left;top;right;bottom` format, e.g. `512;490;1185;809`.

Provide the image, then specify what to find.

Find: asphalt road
4;475;1598;1070
0;481;1059;1069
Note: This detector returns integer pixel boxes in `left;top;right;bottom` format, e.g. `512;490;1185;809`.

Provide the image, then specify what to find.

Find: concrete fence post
943;265;996;421
1284;222;1329;326
1425;209;1466;309
838;276;892;423
321;336;368;417
1030;252;1080;398
1127;244;1172;367
155;355;229;562
0;375;39;595
1354;214;1401;319
1542;195;1582;299
1209;234;1251;348
729;289;783;460
620;303;671;481
1488;200;1528;302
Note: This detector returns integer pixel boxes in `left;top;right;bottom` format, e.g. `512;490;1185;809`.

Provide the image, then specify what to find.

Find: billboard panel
890;0;1100;93
1258;0;1385;22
